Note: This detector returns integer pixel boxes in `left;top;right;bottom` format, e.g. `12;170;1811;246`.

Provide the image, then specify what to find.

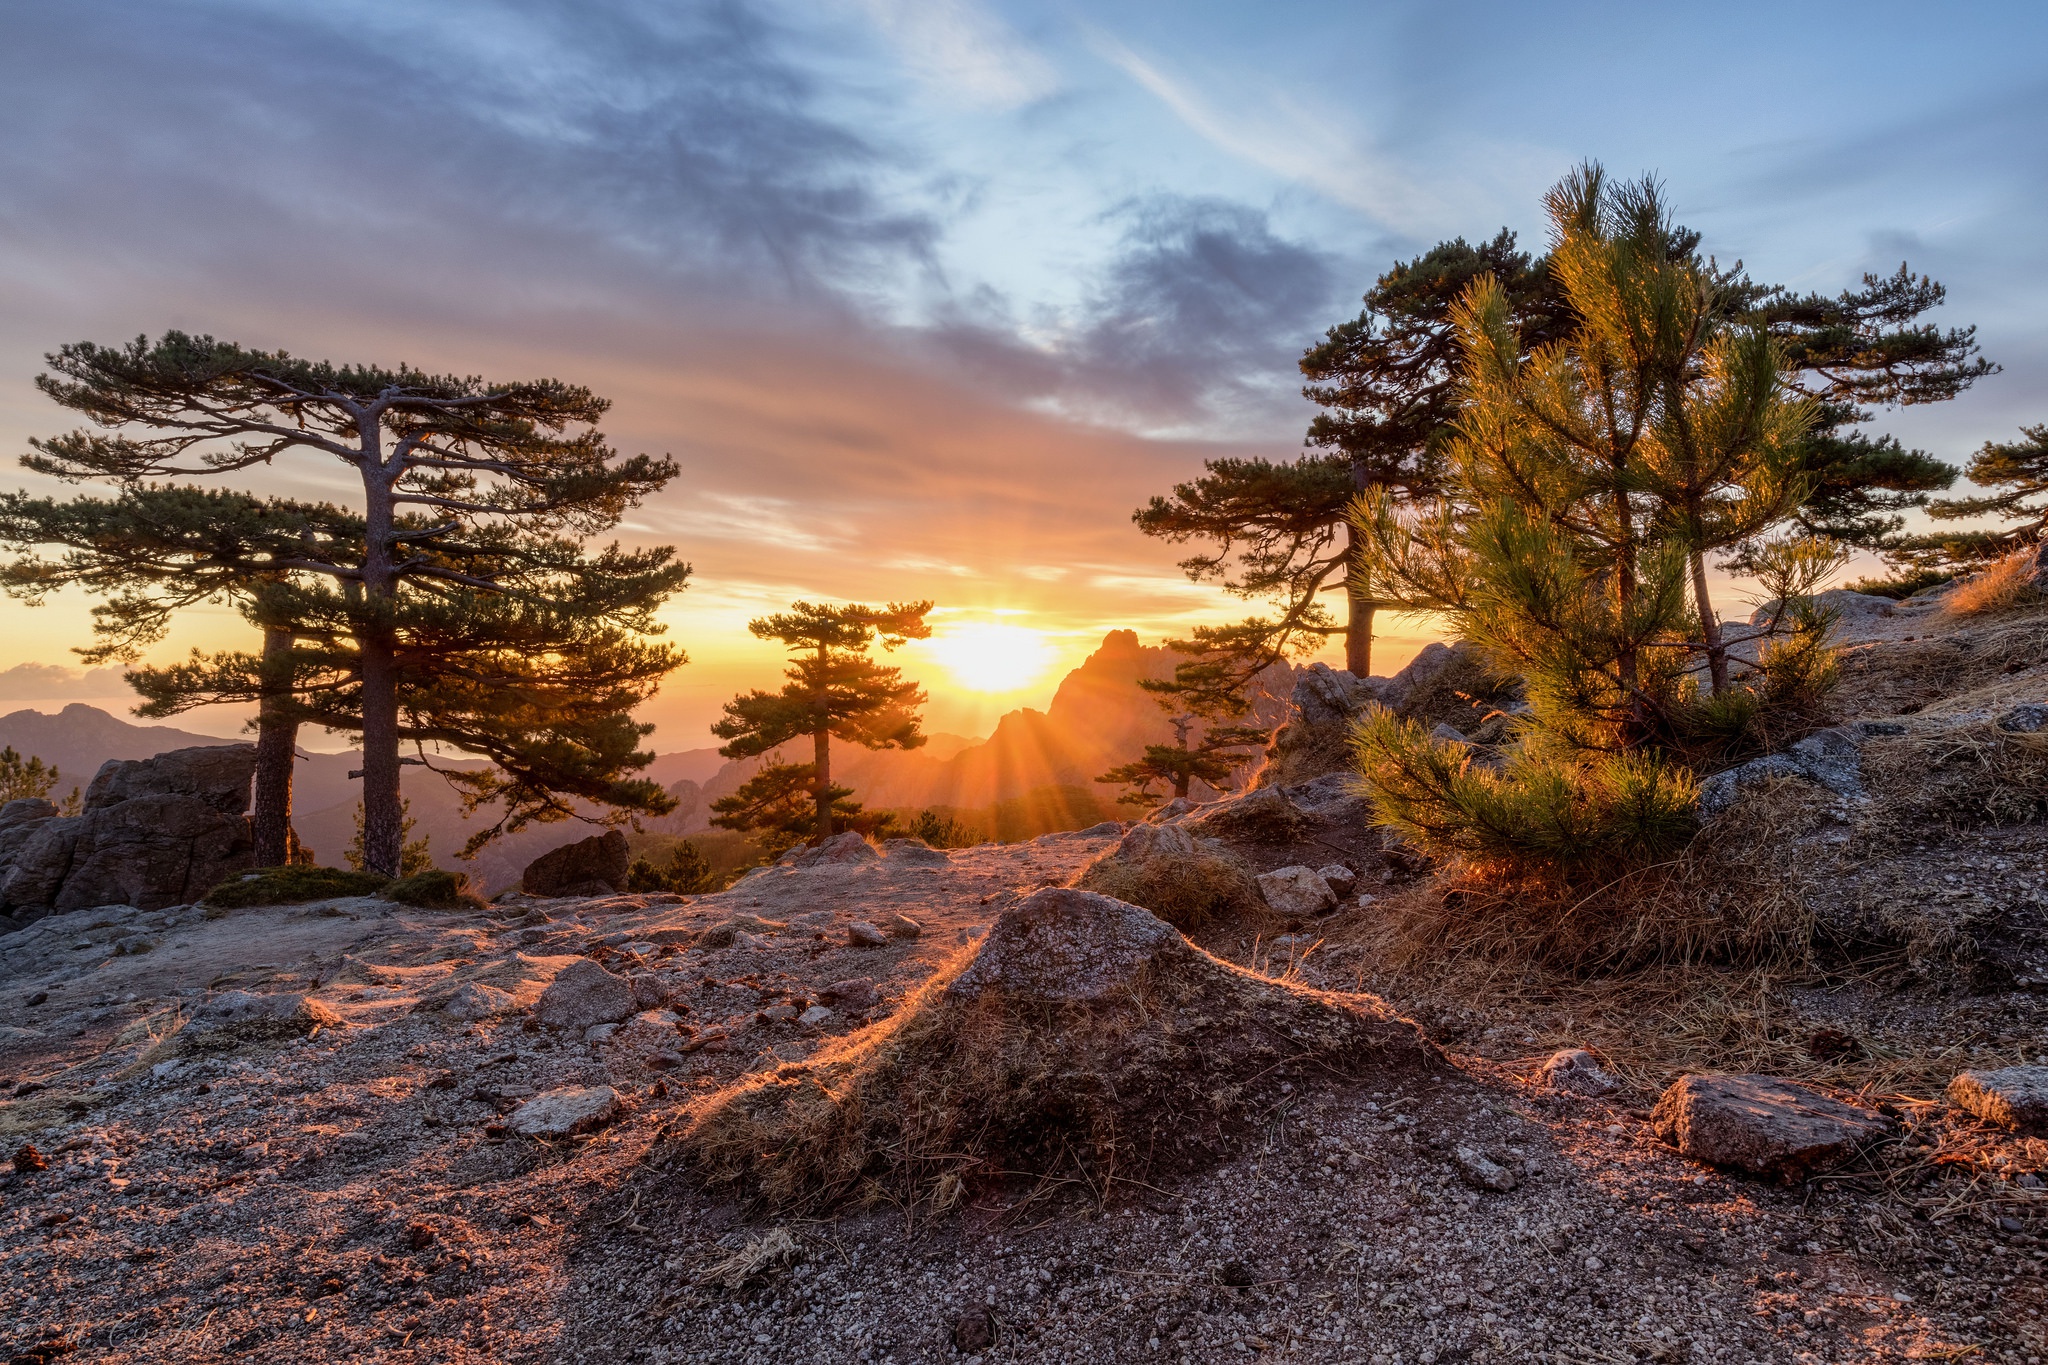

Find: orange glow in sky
914;621;1059;694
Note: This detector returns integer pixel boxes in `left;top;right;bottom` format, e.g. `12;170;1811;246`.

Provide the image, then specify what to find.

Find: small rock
506;1085;621;1138
629;973;670;1012
1651;1074;1892;1180
1255;865;1338;917
1429;722;1468;743
818;977;879;1011
884;913;922;939
761;1004;799;1023
113;935;154;956
1453;1145;1518;1192
845;921;889;947
1997;704;2048;734
694;914;787;948
584;1023;619;1044
798;1005;833;1026
1314;864;1357;898
13;1142;48;1174
1218;1260;1255;1288
185;990;342;1040
1947;1065;2048;1132
1540;1048;1619;1097
443;982;518;1022
535;959;635;1034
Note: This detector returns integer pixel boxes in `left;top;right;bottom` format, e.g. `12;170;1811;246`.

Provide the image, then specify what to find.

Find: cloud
0;663;131;701
929;195;1338;432
851;0;1058;110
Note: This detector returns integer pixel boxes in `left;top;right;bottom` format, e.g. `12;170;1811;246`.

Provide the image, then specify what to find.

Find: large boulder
521;829;630;897
0;745;256;918
782;831;882;868
677;888;1438;1209
1254;664;1387;789
1255;865;1338;918
1651;1074;1892;1180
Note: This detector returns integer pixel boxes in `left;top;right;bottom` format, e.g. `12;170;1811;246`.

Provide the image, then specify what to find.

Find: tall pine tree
710;601;930;848
22;333;679;873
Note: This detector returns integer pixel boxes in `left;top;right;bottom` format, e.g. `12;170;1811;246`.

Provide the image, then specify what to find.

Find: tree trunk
1344;479;1374;676
812;723;833;842
1691;546;1729;695
356;417;404;877
250;625;299;867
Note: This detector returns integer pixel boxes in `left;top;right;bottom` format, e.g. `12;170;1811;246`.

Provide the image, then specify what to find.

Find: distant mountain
682;630;1293;828
0;704;225;799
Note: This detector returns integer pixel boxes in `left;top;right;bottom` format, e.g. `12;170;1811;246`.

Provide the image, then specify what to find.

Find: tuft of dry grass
1070;834;1267;933
671;932;1433;1215
1942;542;2046;618
1859;721;2048;832
1361;777;1825;974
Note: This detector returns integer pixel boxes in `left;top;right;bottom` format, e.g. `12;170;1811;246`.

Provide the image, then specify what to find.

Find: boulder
83;745;258;813
880;838;948;865
818;977;879;1011
506;1085;621;1138
185;989;342;1042
784;831;881;868
1539;1048;1619;1097
1315;864;1357;898
1252;664;1387;789
1256;865;1338;918
945;889;1181;1004
520;830;630;898
695;913;787;948
629;973;671;1012
884;913;922;939
1698;727;1868;816
443;982;519;1022
845;921;889;947
1651;1074;1891;1180
535;959;635;1033
0;745;257;916
1947;1065;2048;1132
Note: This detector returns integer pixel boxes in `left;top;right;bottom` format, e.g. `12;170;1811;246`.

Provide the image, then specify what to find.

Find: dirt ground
0;814;2040;1364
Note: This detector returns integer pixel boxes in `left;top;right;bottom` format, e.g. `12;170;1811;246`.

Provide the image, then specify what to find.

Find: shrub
382;868;485;910
626;841;716;894
1352;709;1698;881
904;808;979;849
203;864;389;910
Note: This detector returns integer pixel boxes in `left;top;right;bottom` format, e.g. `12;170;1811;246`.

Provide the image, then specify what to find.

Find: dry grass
1942;543;2046;618
1361;777;1826;974
671;934;1432;1214
1859;721;2048;832
1070;835;1267;933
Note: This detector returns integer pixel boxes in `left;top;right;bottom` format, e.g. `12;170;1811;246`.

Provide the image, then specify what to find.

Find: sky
0;0;2044;750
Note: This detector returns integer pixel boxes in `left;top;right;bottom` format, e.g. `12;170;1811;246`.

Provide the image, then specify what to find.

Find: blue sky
0;0;2043;740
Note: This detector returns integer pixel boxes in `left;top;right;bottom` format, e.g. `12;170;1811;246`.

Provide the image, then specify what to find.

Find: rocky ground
2;590;2047;1364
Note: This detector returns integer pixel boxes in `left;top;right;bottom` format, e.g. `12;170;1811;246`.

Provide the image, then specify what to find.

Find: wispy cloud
850;0;1058;110
1086;29;1452;235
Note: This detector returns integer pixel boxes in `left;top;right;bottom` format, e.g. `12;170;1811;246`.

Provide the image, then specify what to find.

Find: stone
845;921;888;947
695;914;787;948
1077;821;1124;836
798;1005;833;1025
1257;865;1338;917
0;799;57;870
84;745;258;813
629;973;670;1011
952;1307;996;1353
535;959;635;1033
1698;727;1867;816
884;913;922;939
1430;722;1468;743
113;935;154;956
520;830;629;898
1453;1145;1518;1192
1947;1065;2048;1132
1540;1048;1619;1097
185;990;342;1041
946;888;1180;1004
585;1022;619;1043
818;977;879;1011
880;838;948;865
1996;704;2048;735
1253;663;1389;789
506;1084;620;1138
1651;1074;1892;1180
1315;864;1357;898
784;830;881;868
443;982;518;1022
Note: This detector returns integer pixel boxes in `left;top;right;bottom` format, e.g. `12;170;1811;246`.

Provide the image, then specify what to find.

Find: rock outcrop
521;829;630;898
0;744;257;926
677;887;1438;1210
1651;1074;1892;1180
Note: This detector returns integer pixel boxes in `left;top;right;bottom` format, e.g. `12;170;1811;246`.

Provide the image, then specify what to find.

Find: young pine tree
710;601;931;849
1097;658;1272;807
1351;167;1820;880
23;334;682;874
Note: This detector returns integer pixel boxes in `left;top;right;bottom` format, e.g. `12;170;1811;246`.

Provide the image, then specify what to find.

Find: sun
921;622;1057;694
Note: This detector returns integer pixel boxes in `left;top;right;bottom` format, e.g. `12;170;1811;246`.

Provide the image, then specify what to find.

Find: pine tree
710;601;931;847
627;841;715;895
1097;657;1272;806
0;484;363;863
1350;167;1822;879
20;332;680;874
347;798;432;877
1917;424;2048;559
0;747;69;808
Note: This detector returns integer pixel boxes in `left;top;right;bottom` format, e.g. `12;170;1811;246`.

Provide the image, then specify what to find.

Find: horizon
3;2;2044;745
